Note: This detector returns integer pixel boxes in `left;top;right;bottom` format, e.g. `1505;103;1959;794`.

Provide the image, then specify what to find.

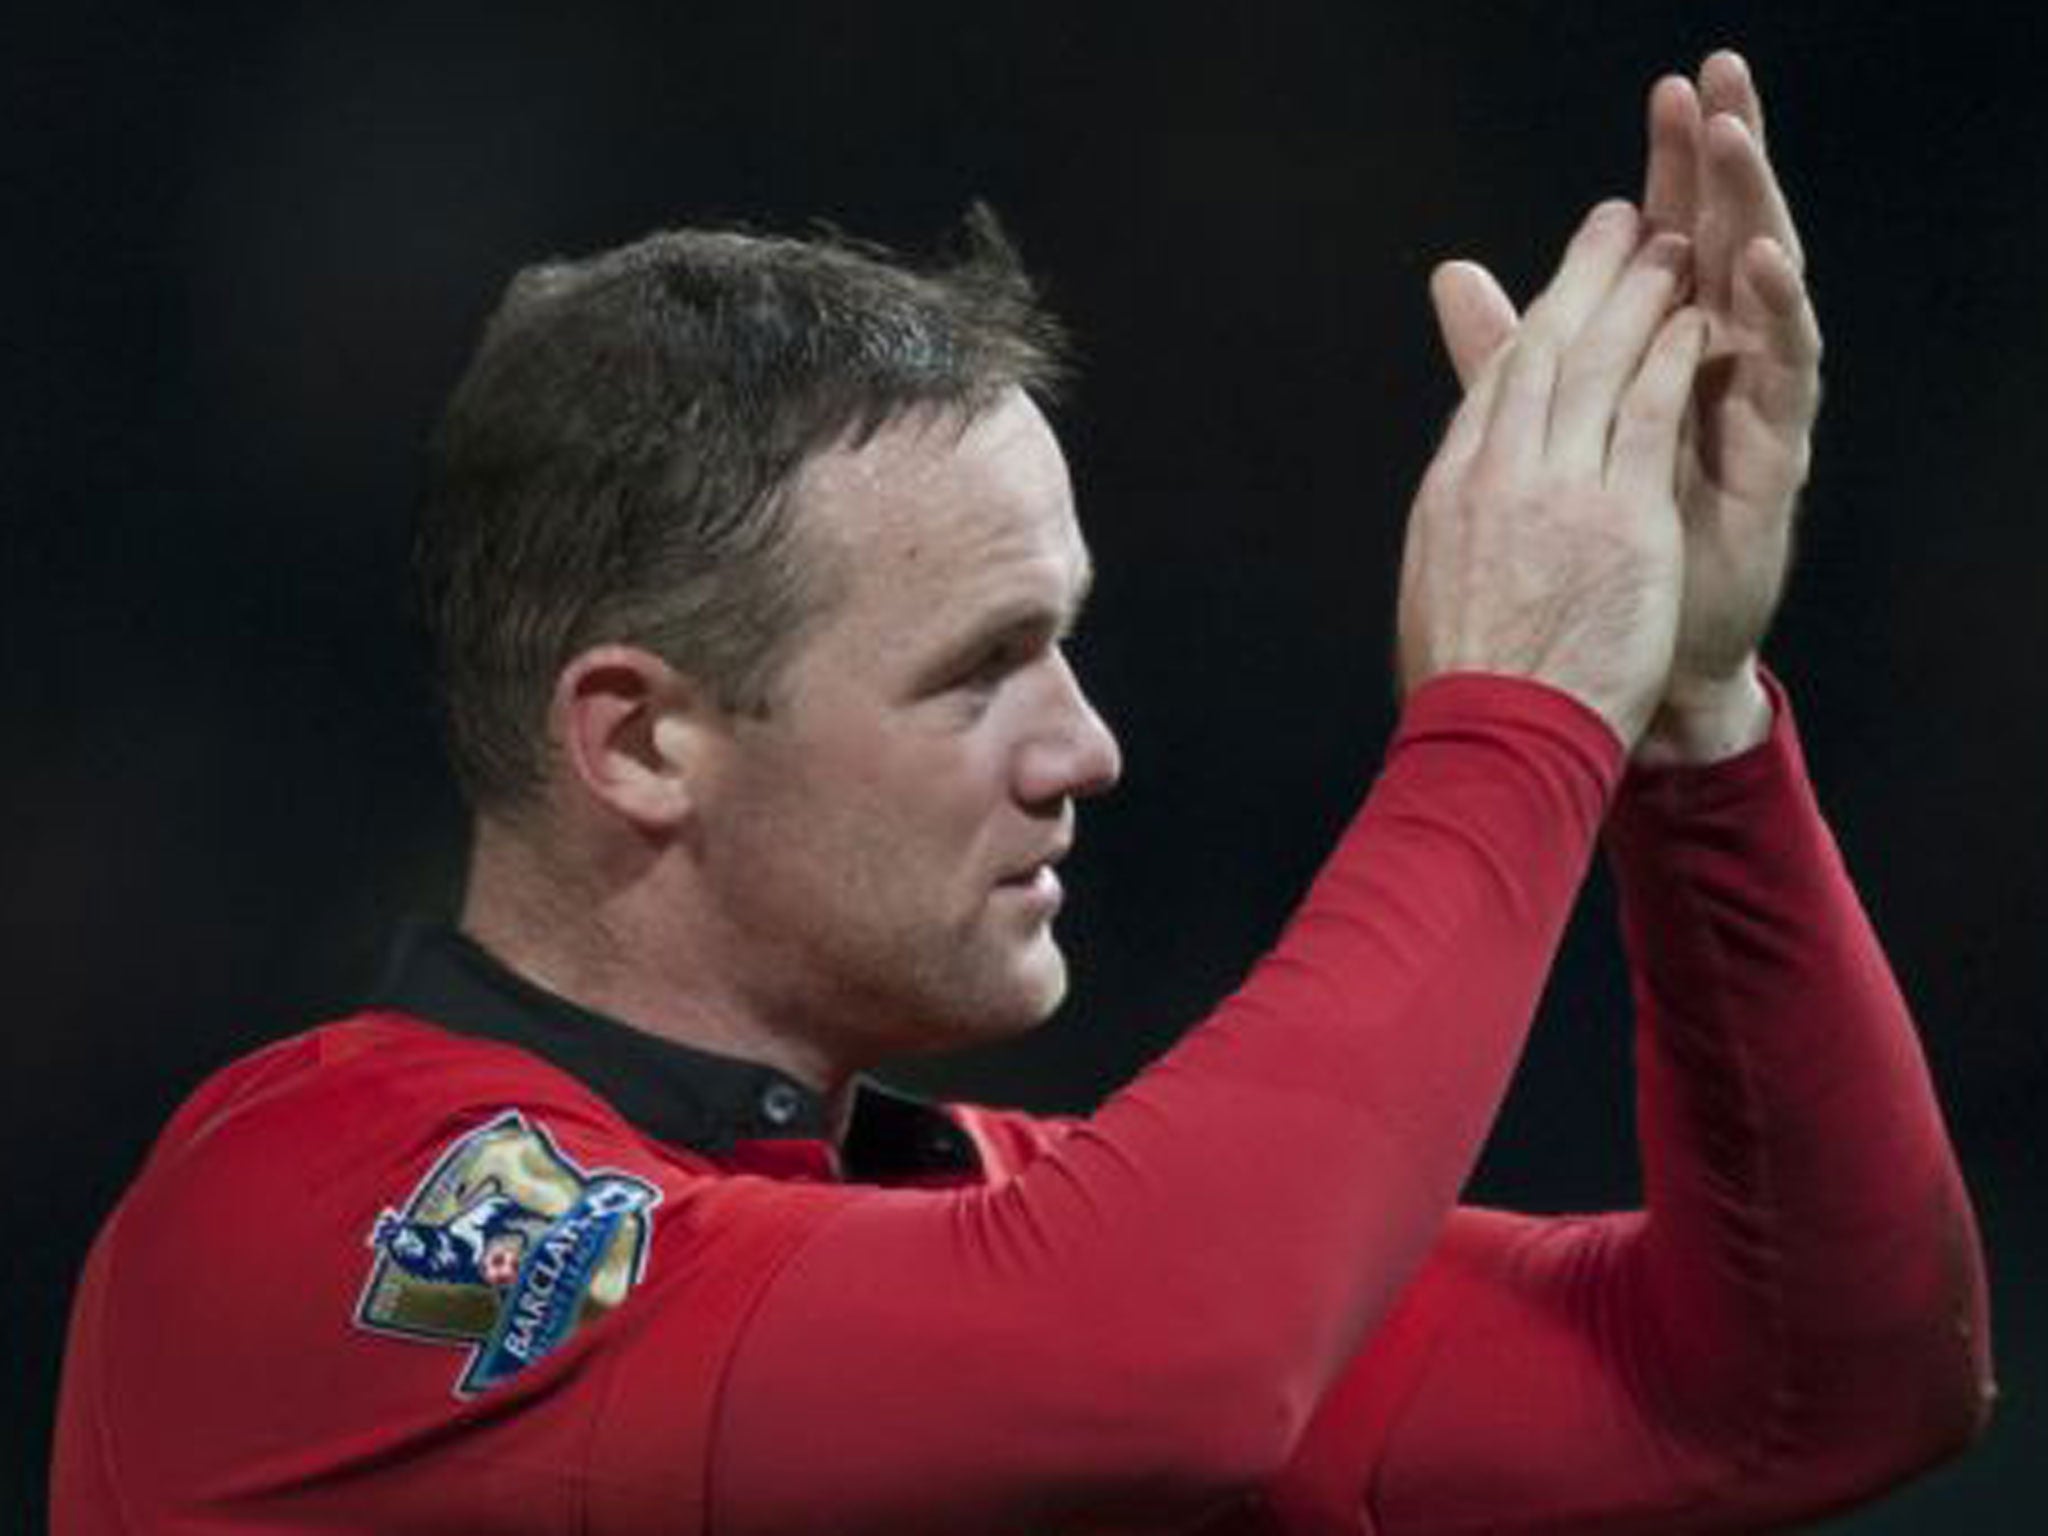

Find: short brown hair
415;206;1067;812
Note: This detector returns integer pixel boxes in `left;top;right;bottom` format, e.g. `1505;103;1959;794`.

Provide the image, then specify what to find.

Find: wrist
1633;661;1773;767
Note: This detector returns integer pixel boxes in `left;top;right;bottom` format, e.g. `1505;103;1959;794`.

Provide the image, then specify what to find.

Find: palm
1670;319;1806;682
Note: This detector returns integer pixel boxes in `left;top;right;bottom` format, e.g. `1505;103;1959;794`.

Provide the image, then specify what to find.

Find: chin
1007;933;1070;1024
915;939;1069;1052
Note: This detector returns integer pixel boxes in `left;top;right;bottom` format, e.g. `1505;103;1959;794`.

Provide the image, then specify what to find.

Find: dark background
7;1;2042;1528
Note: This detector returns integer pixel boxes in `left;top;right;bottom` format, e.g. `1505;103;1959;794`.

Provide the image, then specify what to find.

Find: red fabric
51;675;1988;1534
51;1017;844;1533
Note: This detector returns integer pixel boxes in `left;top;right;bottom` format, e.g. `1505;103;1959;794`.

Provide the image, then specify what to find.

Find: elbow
1673;1334;1997;1529
1781;1185;1997;1503
1810;1348;1997;1517
1143;1383;1311;1503
1770;1296;1998;1515
1085;1332;1321;1509
1663;1228;1996;1520
1872;1200;1999;1482
1884;1320;1998;1478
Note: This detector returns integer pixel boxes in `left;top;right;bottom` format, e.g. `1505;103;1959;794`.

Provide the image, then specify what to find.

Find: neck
461;814;860;1137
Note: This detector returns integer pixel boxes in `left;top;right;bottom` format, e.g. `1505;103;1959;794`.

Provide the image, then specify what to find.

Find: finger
1548;233;1693;474
1703;111;1804;272
1517;199;1644;349
1740;236;1818;360
1729;235;1823;426
1607;308;1710;497
1642;75;1702;234
1431;314;1514;469
1699;49;1766;150
1445;201;1643;478
1429;260;1519;388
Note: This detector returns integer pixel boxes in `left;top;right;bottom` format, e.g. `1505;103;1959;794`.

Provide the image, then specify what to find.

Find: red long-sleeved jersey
51;675;1990;1533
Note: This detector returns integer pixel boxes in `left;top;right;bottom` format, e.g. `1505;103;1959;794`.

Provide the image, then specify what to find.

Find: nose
1015;649;1122;807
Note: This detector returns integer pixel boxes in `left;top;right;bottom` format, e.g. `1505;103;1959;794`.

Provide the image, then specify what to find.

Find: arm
1258;54;1988;1533
1261;683;1990;1534
710;678;1618;1535
1609;680;1990;1503
702;214;1702;1534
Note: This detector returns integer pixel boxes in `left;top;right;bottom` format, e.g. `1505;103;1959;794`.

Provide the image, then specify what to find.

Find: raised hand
1429;52;1822;762
1398;203;1703;749
1638;51;1821;759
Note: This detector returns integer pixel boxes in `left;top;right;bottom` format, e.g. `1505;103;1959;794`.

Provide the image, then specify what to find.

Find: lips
997;840;1070;887
995;839;1070;911
996;862;1066;913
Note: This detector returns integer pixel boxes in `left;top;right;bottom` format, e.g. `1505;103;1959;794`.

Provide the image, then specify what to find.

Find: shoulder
61;1013;849;1527
137;1010;687;1201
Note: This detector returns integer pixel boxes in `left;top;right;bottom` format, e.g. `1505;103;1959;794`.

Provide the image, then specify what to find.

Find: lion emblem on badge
356;1111;659;1395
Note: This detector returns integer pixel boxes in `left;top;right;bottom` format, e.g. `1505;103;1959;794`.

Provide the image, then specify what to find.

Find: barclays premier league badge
355;1111;659;1395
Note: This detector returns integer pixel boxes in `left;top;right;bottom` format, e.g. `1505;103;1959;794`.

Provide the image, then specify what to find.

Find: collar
370;924;982;1183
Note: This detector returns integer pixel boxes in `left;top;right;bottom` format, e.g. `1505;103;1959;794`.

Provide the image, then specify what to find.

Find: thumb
1428;260;1519;389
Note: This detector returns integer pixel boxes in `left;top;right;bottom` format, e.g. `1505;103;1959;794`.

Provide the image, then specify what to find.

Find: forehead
791;391;1089;632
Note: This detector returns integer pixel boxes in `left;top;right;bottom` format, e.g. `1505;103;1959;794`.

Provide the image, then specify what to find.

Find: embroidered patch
356;1110;659;1396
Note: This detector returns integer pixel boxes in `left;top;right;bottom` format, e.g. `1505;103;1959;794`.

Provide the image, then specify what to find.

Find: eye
917;609;1077;715
958;637;1037;692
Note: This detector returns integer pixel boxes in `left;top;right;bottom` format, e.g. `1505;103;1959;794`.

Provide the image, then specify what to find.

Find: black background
7;2;2043;1528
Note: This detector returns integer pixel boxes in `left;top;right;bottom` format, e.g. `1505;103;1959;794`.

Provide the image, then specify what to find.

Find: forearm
1250;683;1987;1536
712;676;1620;1533
1608;677;1992;1513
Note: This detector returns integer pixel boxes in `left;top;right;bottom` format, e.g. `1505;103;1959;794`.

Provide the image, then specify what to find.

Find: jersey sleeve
702;675;1625;1535
1251;678;1993;1534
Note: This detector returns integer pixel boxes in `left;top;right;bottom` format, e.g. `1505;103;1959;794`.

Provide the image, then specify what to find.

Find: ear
549;644;712;831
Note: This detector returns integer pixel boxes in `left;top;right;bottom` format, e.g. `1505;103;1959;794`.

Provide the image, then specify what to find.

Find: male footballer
54;53;1990;1534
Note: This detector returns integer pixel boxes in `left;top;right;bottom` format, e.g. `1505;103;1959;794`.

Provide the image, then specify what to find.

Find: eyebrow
910;552;1096;692
973;545;1096;639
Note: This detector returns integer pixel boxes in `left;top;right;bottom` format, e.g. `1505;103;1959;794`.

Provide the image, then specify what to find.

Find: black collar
371;925;981;1182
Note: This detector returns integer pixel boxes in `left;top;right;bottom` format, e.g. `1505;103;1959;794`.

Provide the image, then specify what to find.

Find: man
54;52;1989;1533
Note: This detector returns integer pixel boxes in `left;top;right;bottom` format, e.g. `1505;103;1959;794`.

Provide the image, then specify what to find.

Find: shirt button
759;1082;803;1128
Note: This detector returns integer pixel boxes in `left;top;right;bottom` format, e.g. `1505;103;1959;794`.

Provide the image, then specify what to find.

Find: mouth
995;843;1070;906
998;863;1064;898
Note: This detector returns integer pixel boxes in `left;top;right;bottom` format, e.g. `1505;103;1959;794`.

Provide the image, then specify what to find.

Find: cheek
837;719;1009;833
722;716;1013;913
844;773;990;900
